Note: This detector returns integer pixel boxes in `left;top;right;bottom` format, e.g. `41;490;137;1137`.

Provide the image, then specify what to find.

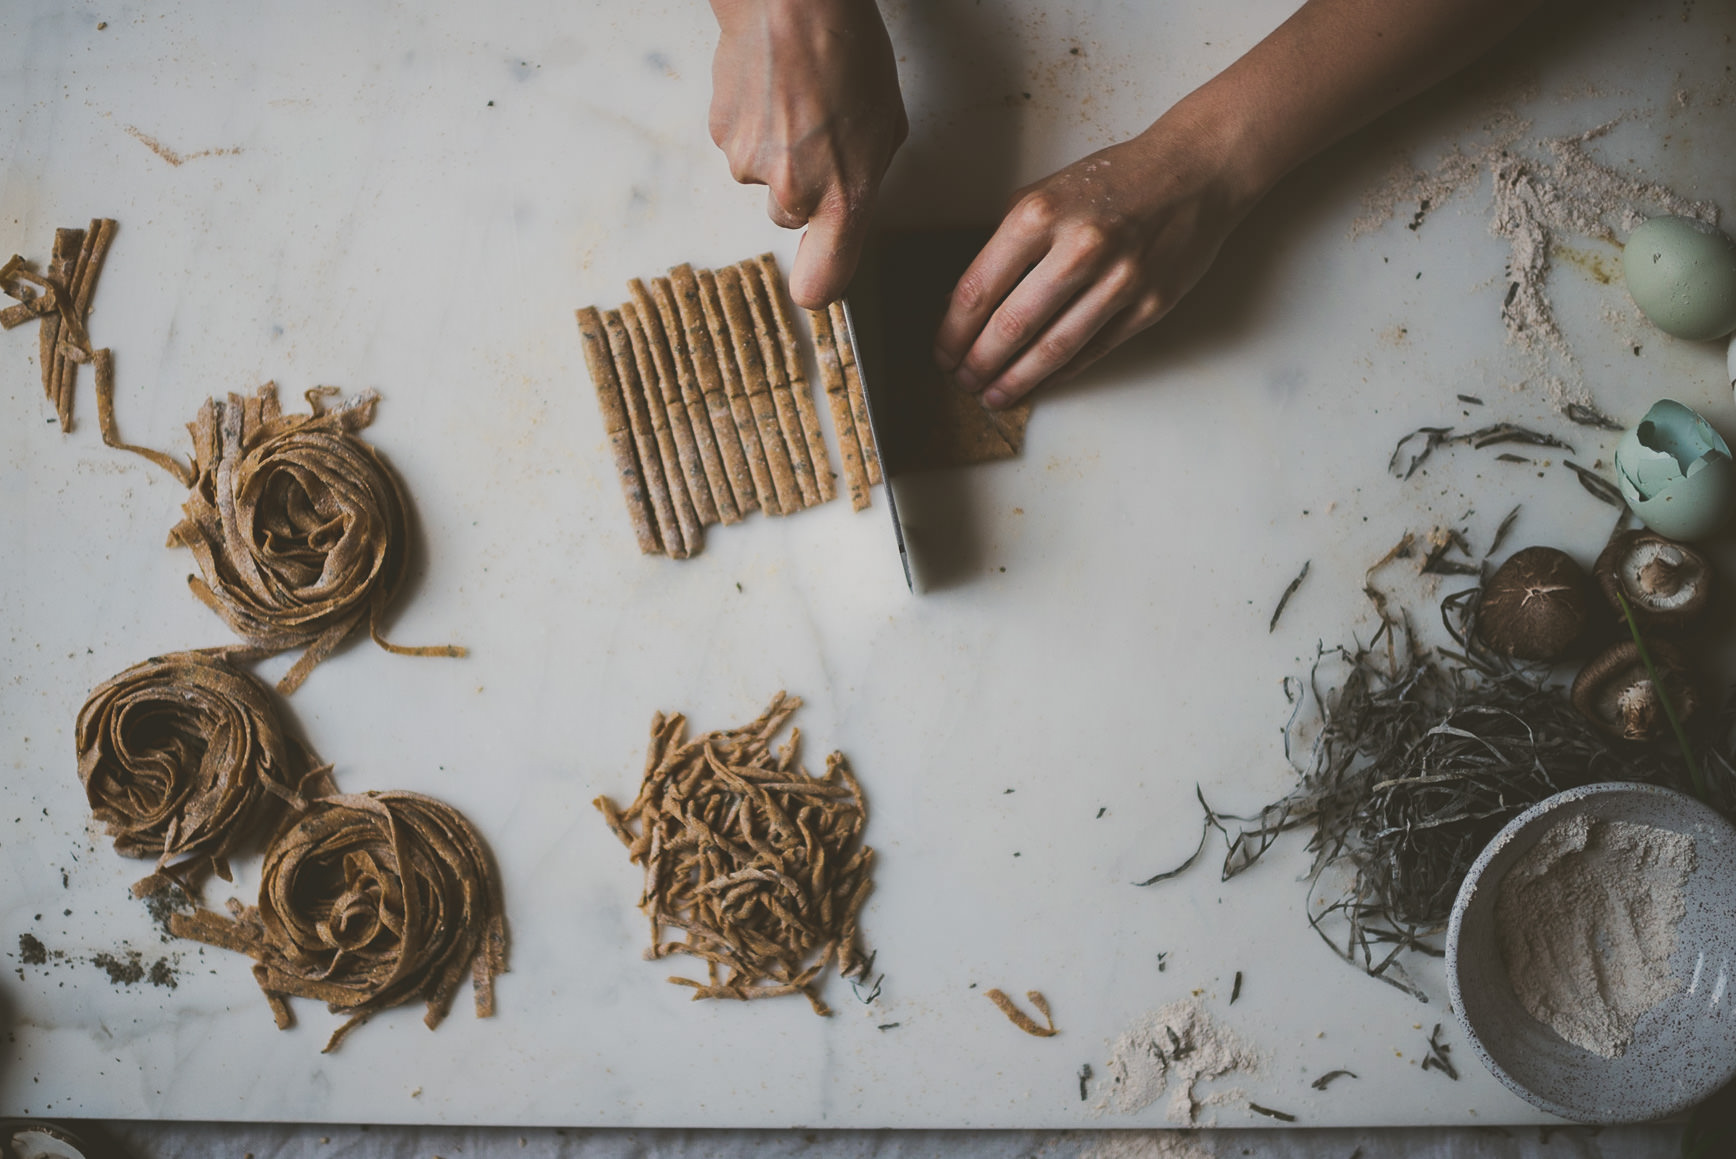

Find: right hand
709;0;907;307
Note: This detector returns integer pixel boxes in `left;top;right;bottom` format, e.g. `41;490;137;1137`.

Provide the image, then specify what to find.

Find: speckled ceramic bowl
1446;781;1736;1122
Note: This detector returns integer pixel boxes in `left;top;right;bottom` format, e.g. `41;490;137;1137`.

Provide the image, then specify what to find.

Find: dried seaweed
594;693;874;1014
1269;562;1310;633
1486;505;1521;561
168;383;464;694
76;651;318;894
1562;459;1626;510
171;790;508;1052
1389;422;1574;480
1421;1023;1458;1079
1310;1069;1357;1090
1563;402;1624;431
1140;615;1682;1000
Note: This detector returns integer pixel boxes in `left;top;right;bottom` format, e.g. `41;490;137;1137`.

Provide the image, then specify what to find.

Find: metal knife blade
835;296;913;591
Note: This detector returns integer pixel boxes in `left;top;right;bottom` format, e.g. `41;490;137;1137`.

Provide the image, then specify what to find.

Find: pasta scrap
76;650;319;895
594;693;875;1014
166;383;464;695
170;790;508;1052
985;988;1059;1037
2;219;120;433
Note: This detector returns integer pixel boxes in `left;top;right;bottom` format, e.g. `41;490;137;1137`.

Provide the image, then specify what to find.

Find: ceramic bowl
1446;781;1736;1122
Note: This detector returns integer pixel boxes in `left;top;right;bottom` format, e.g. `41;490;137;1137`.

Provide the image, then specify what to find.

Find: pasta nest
174;790;507;1052
76;650;311;892
169;383;456;694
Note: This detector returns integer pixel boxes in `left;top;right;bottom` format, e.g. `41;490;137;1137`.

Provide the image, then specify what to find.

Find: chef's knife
835;292;914;591
842;227;995;594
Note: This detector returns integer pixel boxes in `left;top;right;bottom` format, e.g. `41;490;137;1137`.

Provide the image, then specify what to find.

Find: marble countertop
2;0;1733;1129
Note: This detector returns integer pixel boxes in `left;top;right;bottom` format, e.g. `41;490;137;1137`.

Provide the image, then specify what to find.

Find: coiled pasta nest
76;650;314;892
173;790;507;1051
168;383;461;694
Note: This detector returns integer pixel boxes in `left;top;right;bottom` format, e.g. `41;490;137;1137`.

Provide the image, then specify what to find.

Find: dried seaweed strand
1310;1069;1357;1090
1421;1023;1458;1079
1562;459;1626;509
1389;422;1573;480
1269;561;1310;633
1139;615;1684;1000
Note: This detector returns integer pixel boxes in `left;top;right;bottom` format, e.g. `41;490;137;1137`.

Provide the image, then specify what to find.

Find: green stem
1614;589;1705;800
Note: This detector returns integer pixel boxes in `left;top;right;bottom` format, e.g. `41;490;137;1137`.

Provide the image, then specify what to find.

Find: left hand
931;120;1252;409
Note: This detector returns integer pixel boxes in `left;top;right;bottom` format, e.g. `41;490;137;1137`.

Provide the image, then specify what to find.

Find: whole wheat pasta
624;303;703;554
576;306;660;554
167;383;465;695
697;269;780;516
828;300;882;485
671;264;757;515
40;229;78;426
651;276;738;525
809;306;871;511
594;693;874;1015
715;266;801;513
985;988;1058;1037
171;790;508;1053
605;308;686;558
737;260;819;507
629;278;719;526
77;650;316;895
753;255;835;502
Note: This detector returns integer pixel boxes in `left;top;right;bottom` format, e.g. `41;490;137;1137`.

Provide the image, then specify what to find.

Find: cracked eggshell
1614;399;1736;541
1623;216;1736;341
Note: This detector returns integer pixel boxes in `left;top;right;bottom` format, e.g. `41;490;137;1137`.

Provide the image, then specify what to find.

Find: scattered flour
1093;997;1262;1125
1352;108;1718;411
1075;1131;1216;1159
1034;1130;1216;1159
1495;814;1696;1058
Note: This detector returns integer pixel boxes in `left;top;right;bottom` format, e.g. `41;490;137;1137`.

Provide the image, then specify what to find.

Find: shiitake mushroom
1570;639;1697;742
1477;546;1593;661
1593;530;1713;628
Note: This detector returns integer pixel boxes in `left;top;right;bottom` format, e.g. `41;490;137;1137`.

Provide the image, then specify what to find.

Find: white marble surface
1;0;1734;1129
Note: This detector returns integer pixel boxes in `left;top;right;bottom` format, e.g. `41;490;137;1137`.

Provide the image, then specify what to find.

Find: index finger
788;189;871;309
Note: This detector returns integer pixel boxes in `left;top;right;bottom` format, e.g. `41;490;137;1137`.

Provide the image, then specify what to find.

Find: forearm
1171;0;1546;212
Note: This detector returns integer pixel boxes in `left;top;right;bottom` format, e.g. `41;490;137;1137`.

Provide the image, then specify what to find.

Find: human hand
932;122;1254;410
709;0;907;308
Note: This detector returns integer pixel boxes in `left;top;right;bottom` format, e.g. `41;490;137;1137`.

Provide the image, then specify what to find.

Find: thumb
789;192;871;309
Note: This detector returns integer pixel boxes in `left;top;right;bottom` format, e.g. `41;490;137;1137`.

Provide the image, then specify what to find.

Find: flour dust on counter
1354;109;1719;413
1094;995;1264;1126
594;692;875;1014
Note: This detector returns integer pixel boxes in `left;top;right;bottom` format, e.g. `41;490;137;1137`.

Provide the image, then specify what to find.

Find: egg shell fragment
1622;216;1736;341
1614;399;1736;541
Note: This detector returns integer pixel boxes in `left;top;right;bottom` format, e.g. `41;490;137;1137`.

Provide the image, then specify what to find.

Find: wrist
1131;90;1275;227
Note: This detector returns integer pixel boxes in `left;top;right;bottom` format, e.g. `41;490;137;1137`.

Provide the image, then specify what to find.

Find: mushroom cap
1476;546;1593;661
1593;530;1714;626
1570;638;1697;742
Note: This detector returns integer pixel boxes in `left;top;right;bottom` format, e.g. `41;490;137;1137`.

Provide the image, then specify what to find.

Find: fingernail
954;366;980;392
932;345;958;372
982;388;1006;409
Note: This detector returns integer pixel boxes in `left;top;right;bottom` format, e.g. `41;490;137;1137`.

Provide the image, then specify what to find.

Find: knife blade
834;295;914;591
